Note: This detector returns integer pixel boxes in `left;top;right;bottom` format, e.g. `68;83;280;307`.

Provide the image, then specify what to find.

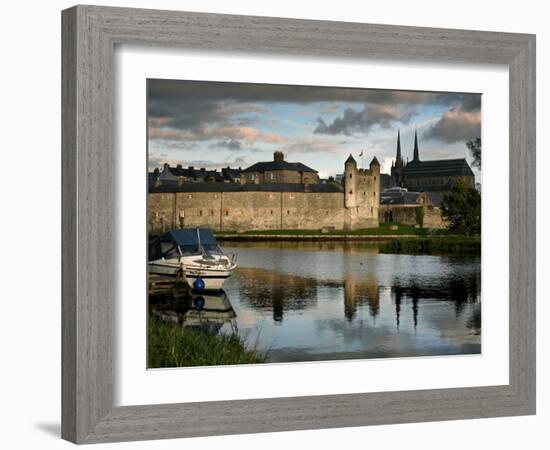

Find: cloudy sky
147;79;481;180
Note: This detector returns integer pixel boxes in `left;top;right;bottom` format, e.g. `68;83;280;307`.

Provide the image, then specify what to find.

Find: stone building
379;187;446;228
148;153;380;235
240;151;319;185
390;129;475;192
155;163;241;184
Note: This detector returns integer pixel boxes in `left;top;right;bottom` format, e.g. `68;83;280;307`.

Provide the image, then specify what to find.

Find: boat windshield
161;228;223;257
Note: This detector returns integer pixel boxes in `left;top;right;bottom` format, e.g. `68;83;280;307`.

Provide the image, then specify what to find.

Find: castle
390;129;475;192
148;151;380;235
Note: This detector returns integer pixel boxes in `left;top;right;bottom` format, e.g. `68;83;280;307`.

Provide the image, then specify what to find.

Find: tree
415;206;425;227
442;178;481;235
466;137;481;170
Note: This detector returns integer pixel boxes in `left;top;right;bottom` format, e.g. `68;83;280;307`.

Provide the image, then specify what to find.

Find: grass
148;318;267;368
218;223;452;236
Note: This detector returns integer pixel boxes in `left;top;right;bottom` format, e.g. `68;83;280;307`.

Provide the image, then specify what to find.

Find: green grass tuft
148;318;267;368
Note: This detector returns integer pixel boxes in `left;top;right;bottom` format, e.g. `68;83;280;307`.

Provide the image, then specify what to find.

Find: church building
390;129;475;192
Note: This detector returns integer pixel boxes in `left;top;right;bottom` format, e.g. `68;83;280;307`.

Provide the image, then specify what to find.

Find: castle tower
344;154;358;208
369;156;381;174
412;129;420;163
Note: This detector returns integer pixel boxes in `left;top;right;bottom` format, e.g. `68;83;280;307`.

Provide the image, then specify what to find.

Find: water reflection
236;268;319;323
150;290;238;336
151;241;481;363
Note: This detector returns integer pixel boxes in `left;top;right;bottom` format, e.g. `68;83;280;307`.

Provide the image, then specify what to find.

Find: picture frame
61;4;536;444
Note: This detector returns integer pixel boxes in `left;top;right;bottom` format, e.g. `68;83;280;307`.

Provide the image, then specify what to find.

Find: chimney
188;166;194;171
274;151;284;162
176;164;182;169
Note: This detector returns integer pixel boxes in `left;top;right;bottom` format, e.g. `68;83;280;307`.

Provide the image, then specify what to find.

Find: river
152;241;481;363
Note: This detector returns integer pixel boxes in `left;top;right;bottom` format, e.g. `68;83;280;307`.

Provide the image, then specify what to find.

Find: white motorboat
148;228;237;291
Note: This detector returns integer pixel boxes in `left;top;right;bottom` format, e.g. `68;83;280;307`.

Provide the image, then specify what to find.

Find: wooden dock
148;272;192;300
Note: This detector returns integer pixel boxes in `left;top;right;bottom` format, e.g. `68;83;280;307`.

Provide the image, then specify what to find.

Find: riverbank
148;318;267;368
217;223;446;239
215;224;480;255
377;236;480;255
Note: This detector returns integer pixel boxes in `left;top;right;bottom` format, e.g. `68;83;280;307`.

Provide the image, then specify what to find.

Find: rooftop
404;158;474;178
241;151;318;174
149;181;343;194
242;160;317;173
380;190;444;207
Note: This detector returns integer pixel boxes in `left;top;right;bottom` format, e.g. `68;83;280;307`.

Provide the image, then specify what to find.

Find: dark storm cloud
148;79;468;105
460;94;482;112
314;104;416;135
423;94;481;143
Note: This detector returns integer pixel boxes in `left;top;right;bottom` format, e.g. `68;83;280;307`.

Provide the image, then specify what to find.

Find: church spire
395;129;403;167
413;128;420;163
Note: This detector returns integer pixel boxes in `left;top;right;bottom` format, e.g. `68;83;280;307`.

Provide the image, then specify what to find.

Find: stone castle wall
148;190;380;235
148;155;381;235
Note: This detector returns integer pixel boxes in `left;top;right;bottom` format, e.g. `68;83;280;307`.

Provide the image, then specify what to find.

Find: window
349;190;353;194
270;173;274;180
225;210;229;216
373;191;376;197
350;174;352;178
199;210;202;216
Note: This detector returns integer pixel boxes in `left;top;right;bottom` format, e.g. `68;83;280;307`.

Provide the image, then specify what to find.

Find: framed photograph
62;5;536;444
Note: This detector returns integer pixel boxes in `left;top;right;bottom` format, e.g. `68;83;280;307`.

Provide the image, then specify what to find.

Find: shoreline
215;233;474;242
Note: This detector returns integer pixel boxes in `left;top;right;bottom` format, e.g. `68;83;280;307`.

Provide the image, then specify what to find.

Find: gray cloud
148;79;476;134
423;100;481;143
148;79;482;159
209;139;242;151
314;104;416;135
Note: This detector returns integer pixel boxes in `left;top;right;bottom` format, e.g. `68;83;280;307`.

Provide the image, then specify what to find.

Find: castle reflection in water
151;241;481;362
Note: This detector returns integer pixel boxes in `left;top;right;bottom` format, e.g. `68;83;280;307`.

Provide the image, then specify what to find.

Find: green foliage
466;137;481;170
221;223;450;237
442;178;481;235
415;206;425;227
148;318;267;368
379;236;480;255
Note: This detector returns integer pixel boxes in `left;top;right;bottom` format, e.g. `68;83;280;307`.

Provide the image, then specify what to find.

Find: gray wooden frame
62;5;536;444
